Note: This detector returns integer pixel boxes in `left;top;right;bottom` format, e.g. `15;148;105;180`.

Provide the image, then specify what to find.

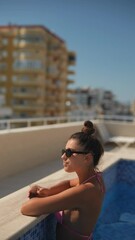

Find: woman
21;120;105;240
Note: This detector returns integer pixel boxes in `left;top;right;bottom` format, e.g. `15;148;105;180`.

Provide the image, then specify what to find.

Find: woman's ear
84;153;93;165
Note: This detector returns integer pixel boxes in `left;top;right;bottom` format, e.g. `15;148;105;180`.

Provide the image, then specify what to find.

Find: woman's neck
77;168;95;185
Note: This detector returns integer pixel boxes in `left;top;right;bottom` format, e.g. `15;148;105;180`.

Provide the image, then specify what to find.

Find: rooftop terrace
0;118;135;239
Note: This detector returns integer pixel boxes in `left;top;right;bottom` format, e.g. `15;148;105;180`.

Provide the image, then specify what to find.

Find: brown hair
69;120;104;167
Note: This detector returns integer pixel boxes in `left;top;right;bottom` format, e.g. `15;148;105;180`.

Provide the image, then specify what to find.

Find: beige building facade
0;25;76;118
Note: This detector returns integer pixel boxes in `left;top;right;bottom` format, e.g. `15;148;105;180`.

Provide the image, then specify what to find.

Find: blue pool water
93;159;135;240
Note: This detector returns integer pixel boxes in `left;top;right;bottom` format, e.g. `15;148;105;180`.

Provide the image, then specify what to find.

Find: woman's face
61;138;87;173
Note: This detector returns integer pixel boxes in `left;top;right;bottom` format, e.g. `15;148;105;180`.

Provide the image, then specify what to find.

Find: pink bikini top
55;171;104;240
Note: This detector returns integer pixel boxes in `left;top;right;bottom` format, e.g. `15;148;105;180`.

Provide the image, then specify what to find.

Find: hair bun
81;120;95;135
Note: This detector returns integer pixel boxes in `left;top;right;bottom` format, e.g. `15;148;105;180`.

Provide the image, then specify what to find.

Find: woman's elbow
21;204;30;216
21;203;38;217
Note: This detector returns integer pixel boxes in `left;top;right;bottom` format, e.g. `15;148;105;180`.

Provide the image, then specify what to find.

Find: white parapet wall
0;120;135;180
0;121;84;180
105;120;135;137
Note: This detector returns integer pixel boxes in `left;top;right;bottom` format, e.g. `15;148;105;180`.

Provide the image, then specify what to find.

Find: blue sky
0;0;135;103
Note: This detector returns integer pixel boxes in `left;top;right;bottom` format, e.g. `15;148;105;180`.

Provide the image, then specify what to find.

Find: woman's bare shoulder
69;178;79;187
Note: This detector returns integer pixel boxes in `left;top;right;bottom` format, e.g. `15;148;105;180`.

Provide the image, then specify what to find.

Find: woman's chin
64;166;74;173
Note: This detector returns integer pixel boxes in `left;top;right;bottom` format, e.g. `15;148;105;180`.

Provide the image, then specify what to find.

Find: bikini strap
82;174;97;184
94;171;105;193
82;170;105;193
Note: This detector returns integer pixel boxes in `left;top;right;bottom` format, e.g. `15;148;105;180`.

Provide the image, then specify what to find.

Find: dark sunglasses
61;148;89;158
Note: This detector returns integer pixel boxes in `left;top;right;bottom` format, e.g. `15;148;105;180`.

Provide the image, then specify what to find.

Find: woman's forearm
45;180;71;196
29;180;71;198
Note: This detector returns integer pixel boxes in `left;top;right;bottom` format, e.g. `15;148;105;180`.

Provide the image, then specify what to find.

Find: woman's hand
28;185;48;198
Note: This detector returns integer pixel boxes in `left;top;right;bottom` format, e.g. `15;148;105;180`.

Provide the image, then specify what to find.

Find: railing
0;114;134;130
0;116;85;130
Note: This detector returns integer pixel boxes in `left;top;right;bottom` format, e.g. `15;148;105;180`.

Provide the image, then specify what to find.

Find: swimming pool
93;159;135;240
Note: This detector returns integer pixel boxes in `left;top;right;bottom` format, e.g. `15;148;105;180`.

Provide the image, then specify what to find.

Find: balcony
12;90;40;98
12;103;44;111
66;79;75;84
67;69;75;75
68;51;76;65
12;79;45;87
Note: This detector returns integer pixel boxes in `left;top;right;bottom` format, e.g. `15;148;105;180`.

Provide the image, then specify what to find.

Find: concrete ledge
0;189;44;240
0;166;76;240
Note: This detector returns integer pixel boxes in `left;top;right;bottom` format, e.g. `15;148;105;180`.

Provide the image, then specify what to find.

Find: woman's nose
61;153;66;160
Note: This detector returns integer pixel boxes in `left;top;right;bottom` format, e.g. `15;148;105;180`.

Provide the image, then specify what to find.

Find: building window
0;95;5;106
13;50;41;58
0;75;7;82
13;34;44;45
47;65;58;74
2;38;8;45
0;51;8;58
0;63;7;70
12;75;31;82
12;87;27;93
55;79;61;87
12;76;18;82
20;75;30;81
13;60;43;70
0;87;6;94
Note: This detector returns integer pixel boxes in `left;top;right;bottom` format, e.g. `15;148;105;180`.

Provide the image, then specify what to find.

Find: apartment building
71;87;117;117
0;24;76;118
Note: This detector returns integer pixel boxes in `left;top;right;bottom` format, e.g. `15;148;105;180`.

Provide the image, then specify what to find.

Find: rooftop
0;118;135;239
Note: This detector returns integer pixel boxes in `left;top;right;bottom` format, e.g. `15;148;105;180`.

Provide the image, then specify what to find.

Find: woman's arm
21;183;94;217
28;178;78;198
